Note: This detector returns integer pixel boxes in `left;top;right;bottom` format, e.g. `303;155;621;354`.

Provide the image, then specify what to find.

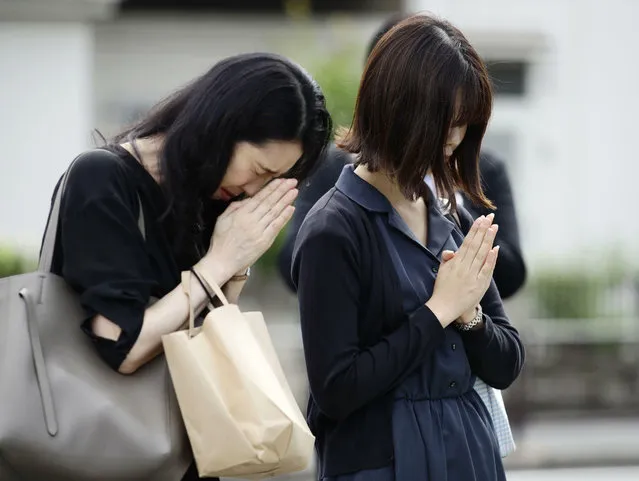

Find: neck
354;164;418;208
121;136;164;185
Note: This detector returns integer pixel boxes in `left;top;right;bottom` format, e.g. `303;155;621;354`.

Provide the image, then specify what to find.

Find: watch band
456;305;483;331
230;266;251;282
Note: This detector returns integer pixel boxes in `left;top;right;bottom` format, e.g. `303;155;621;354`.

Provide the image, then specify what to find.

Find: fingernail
487;213;495;220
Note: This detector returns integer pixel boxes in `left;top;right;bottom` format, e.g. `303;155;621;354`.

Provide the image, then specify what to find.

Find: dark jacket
279;147;526;299
291;183;525;476
461;152;526;298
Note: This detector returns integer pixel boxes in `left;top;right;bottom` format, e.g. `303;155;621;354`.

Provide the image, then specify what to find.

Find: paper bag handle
181;269;230;338
181;271;197;338
192;268;229;306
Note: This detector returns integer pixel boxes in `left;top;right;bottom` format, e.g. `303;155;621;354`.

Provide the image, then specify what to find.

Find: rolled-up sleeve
58;153;155;370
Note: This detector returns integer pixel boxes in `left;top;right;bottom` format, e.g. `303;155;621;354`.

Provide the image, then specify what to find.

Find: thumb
441;250;456;262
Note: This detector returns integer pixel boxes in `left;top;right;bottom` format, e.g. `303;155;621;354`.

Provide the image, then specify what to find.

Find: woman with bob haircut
47;52;331;480
291;14;524;481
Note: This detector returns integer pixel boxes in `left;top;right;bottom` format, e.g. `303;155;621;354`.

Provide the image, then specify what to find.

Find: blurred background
2;0;639;479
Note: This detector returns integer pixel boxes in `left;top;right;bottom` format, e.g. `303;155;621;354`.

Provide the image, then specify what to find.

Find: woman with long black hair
47;52;331;480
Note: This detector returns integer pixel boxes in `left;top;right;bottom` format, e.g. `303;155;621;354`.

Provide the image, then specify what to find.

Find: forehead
241;140;303;174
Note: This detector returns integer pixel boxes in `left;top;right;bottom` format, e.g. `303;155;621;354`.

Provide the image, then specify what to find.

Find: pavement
506;466;639;481
222;415;639;481
504;416;639;470
228;465;639;481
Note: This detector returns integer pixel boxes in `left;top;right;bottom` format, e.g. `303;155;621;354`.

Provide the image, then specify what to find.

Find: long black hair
112;53;332;261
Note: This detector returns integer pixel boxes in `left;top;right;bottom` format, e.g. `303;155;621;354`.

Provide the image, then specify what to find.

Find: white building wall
0;22;95;251
3;0;637;271
93;14;384;135
408;0;639;270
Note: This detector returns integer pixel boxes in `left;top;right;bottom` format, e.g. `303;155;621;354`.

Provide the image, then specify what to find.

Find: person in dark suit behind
277;14;526;300
458;152;526;298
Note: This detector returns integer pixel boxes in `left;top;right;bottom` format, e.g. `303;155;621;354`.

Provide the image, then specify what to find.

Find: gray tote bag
0;154;191;480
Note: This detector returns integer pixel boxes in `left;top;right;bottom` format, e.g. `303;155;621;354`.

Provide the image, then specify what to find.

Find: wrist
456;305;484;331
425;298;455;327
197;253;235;284
459;306;478;325
230;266;251;282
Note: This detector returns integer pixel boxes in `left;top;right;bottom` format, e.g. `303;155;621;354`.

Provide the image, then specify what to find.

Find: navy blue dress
322;171;505;481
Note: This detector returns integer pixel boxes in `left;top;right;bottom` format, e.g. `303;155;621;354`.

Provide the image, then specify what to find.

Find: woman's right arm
293;212;497;421
60;153;298;374
100;255;233;374
97;178;299;374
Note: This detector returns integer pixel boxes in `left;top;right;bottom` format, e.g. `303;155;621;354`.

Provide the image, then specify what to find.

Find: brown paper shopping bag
162;272;314;479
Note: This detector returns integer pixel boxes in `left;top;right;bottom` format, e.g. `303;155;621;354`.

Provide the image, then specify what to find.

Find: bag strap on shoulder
39;150;146;273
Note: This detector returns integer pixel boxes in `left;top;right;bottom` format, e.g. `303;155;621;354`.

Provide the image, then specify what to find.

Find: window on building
485;60;529;96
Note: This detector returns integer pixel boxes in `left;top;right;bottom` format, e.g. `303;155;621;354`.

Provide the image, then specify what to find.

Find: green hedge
0;246;32;278
308;46;360;132
531;264;630;319
531;272;603;319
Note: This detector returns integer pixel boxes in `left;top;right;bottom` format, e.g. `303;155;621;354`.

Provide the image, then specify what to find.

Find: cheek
459;126;468;143
456;126;468;145
221;163;254;188
448;126;468;148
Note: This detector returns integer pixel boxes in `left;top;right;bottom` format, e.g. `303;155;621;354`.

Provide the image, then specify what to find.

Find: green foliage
256;47;362;276
307;46;361;133
531;263;629;319
0;246;31;278
255;228;287;276
532;272;604;319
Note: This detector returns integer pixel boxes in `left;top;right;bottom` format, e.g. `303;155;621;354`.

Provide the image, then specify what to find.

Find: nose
449;126;465;147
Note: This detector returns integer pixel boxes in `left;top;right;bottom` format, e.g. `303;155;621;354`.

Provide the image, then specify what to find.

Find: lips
218;188;239;201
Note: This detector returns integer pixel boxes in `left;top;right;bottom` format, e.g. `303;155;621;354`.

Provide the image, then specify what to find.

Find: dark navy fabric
322;166;505;481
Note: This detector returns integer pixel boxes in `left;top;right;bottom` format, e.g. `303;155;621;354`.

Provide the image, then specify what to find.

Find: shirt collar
336;164;454;218
335;164;392;213
335;164;456;255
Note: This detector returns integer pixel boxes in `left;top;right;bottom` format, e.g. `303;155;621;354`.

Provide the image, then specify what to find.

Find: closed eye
257;162;279;176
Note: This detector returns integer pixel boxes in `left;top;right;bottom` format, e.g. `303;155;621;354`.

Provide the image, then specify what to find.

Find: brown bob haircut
338;13;494;210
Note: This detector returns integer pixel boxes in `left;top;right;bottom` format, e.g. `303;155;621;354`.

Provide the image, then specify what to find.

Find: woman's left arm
459;281;525;389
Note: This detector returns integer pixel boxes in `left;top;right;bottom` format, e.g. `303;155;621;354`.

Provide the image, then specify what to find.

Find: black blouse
48;147;215;371
47;147;222;481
